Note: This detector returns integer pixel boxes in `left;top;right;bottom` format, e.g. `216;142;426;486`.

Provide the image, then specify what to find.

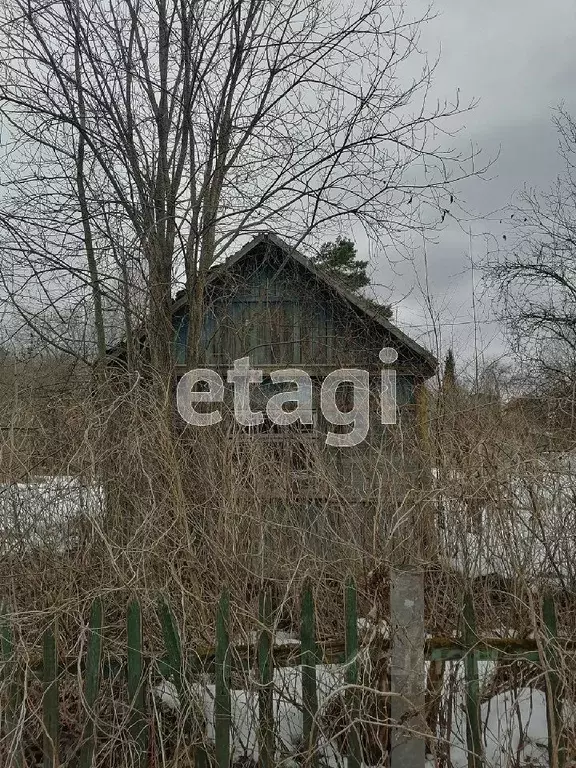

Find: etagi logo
177;347;398;448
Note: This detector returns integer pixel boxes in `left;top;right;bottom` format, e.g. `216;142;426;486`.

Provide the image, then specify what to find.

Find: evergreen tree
312;237;370;292
443;348;456;389
313;237;392;318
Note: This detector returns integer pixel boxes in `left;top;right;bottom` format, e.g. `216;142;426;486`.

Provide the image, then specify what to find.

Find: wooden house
172;232;434;371
111;232;437;504
174;233;435;498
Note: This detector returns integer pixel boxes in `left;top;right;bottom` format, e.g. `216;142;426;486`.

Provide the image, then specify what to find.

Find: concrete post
390;567;426;768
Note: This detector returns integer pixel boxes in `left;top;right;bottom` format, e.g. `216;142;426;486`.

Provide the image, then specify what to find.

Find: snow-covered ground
434;663;551;768
154;658;556;768
448;686;549;768
155;664;344;765
2;469;571;766
436;459;576;586
0;475;102;553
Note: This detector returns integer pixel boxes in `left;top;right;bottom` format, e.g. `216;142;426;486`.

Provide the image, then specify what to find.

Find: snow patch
0;476;103;552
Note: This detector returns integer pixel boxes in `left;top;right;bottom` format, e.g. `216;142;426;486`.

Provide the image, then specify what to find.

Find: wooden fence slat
1;604;14;666
158;598;208;768
345;577;361;768
215;590;231;768
543;595;565;768
79;599;104;768
43;621;59;768
300;580;318;768
158;599;183;694
127;601;148;765
463;593;482;768
1;607;23;768
258;587;274;768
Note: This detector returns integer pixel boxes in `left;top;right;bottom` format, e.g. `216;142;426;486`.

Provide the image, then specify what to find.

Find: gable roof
110;231;437;375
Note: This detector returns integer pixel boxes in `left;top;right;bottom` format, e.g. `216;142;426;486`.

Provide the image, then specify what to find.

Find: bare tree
489;108;576;385
0;0;476;387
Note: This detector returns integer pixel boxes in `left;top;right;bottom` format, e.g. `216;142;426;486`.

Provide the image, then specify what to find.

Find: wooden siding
173;244;422;376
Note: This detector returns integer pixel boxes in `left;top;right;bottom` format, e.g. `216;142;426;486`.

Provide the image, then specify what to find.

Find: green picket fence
0;581;570;768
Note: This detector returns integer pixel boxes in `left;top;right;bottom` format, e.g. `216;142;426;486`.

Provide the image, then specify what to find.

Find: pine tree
312;237;370;292
312;237;392;317
443;348;456;389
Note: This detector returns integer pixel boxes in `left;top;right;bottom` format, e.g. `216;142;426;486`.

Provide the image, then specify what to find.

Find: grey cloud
364;0;576;370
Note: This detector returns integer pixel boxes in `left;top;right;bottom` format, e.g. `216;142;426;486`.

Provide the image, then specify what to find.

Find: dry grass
0;364;575;765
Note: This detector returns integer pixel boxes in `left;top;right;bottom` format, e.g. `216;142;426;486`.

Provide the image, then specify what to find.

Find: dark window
396;375;416;406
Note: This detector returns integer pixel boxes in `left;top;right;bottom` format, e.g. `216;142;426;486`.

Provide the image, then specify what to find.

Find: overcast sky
374;0;576;380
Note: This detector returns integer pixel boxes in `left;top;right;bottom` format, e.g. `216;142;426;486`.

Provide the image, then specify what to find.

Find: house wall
173;244;423;380
173;243;427;503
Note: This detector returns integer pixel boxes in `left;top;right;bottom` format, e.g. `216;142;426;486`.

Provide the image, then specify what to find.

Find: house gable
174;234;436;378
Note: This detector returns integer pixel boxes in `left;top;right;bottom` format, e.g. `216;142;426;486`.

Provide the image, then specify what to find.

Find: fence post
345;576;361;768
1;607;23;768
127;600;148;765
463;592;482;768
258;587;274;768
543;595;565;768
300;579;318;768
79;599;103;768
43;620;59;768
215;589;231;768
390;567;425;768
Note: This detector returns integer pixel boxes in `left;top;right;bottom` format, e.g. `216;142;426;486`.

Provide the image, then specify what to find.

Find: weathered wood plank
43;621;59;768
157;598;182;693
1;607;23;768
345;577;361;768
300;580;318;768
127;601;147;765
258;587;274;768
16;633;570;679
463;593;482;768
543;595;565;768
158;599;208;768
79;599;103;768
215;590;231;768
